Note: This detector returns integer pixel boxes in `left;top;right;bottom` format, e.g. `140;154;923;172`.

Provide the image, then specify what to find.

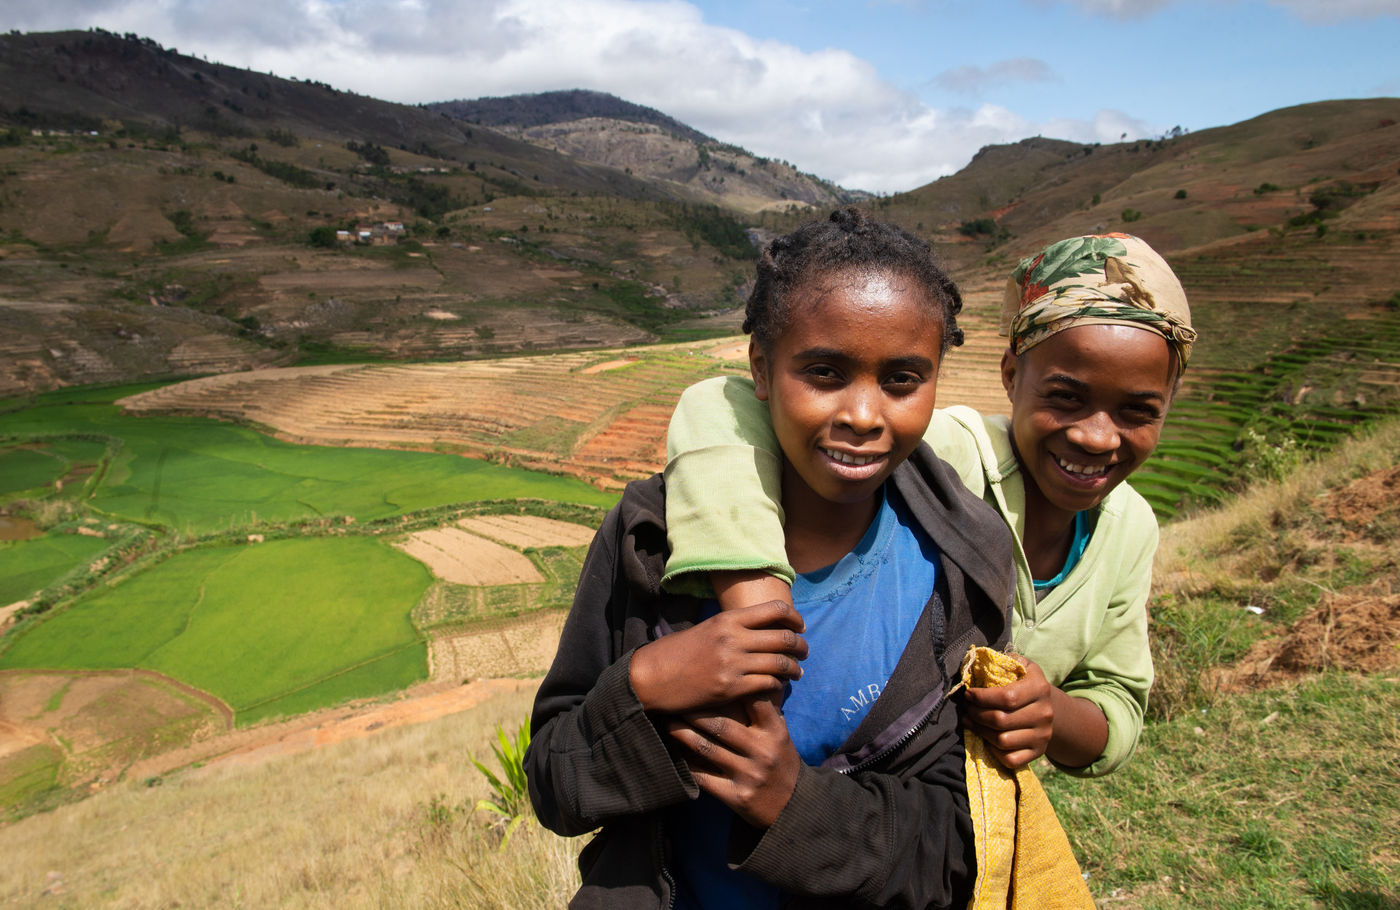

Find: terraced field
1137;307;1400;516
113;232;1400;522
0;384;615;817
1135;231;1400;516
115;289;1017;491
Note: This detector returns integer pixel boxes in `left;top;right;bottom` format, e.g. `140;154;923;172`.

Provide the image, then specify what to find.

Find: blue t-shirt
668;485;941;909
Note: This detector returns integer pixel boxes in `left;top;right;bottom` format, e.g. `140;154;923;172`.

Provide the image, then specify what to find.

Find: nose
836;382;883;436
1067;410;1119;454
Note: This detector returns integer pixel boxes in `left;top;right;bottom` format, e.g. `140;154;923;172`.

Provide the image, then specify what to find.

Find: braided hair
743;206;964;356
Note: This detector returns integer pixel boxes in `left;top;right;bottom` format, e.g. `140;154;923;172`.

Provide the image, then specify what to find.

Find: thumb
746;696;782;728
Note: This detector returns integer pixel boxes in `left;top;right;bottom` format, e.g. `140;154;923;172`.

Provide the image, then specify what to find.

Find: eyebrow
793;347;935;372
1041;372;1167;402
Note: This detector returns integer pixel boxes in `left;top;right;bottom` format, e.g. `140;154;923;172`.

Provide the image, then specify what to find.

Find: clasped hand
960;655;1054;770
629;601;808;828
629;599;808;714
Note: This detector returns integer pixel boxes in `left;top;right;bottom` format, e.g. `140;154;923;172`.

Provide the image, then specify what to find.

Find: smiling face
750;268;944;524
1002;323;1176;526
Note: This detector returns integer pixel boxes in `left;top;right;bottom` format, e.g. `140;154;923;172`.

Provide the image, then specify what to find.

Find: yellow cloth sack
960;646;1096;910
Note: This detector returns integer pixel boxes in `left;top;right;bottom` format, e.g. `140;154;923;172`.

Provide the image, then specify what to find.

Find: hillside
431;89;713;143
1;26;1398;428
0;419;1395;906
872;98;1400;278
430;90;864;214
0;30;773;396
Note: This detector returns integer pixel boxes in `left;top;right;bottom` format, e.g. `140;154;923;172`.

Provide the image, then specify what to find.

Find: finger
668;722;737;768
989;745;1035;771
737;599;806;633
743;627;809;659
721;653;802;691
688;765;741;807
747;651;802;681
744;696;784;727
676;709;752;748
963;683;1027;712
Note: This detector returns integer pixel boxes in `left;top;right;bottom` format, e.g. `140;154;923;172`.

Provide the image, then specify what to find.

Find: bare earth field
457;514;597;549
0;669;229;794
394;515;597;586
395;528;543;586
198;677;537;772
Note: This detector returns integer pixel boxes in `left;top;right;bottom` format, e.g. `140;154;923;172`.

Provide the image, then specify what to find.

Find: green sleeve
661;375;793;594
1051;490;1157;777
921;407;987;496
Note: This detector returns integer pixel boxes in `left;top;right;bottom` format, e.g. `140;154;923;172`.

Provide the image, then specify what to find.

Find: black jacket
526;444;1015;909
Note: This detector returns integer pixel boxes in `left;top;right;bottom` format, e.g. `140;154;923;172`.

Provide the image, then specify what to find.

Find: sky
4;0;1399;193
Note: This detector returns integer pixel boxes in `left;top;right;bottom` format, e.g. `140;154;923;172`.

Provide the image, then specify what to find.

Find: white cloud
1034;0;1173;20
0;0;1159;193
1041;109;1157;145
934;58;1056;96
1267;0;1400;21
1048;0;1400;20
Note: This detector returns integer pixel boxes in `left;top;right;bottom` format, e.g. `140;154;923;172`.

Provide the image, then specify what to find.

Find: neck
780;461;882;575
1019;480;1079;581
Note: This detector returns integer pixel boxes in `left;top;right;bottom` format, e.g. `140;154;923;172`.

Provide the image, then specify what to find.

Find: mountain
431;89;713;143
0;30;786;396
875;99;1400;279
0;29;671;202
1;28;1398;404
430;90;863;214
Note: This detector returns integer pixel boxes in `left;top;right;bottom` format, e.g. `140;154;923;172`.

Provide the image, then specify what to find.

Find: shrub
471;718;532;842
1174;189;1188;200
1121;208;1143;223
229;145;323;189
264;128;299;148
957;218;997;238
346;140;389;167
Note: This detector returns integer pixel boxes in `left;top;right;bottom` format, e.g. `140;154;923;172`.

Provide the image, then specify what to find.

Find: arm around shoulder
662;375;793;591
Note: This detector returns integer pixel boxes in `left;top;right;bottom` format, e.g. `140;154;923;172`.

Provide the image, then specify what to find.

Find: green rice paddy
0;534;110;605
0;389;615;534
0;537;431;724
1132;307;1400;519
0;383;617;725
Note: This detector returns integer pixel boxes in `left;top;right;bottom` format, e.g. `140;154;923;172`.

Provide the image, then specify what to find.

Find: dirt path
203;678;537;770
128;677;539;781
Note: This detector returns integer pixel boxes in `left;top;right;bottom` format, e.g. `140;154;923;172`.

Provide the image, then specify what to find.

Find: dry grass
0;684;582;908
1153;416;1400;598
1145;415;1400;723
5;422;1394;908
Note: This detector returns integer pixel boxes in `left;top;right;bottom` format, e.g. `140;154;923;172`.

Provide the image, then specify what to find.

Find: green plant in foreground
472;718;533;841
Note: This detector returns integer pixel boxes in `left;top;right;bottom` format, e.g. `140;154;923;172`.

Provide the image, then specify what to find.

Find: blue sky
4;0;1398;192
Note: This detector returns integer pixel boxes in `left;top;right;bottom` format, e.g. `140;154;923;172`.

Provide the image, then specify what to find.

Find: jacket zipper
837;690;948;776
661;865;676;910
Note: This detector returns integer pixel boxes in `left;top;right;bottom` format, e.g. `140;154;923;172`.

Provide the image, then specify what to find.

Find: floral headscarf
1000;233;1196;374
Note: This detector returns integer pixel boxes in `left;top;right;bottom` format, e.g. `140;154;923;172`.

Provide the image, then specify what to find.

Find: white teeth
1056;456;1108;477
826;449;877;466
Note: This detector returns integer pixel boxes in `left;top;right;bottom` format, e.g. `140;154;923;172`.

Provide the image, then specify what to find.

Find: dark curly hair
743;206;964;356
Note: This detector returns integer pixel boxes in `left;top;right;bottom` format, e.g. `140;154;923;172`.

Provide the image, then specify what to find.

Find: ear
749;340;771;401
1000;346;1018;402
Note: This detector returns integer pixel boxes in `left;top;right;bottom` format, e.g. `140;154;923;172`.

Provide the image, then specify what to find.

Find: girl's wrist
1046;688;1108;768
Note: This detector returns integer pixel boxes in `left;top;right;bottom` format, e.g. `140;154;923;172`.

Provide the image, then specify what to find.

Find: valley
0;27;1398;907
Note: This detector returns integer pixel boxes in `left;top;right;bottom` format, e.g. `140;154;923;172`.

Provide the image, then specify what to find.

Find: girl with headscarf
661;232;1195;776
